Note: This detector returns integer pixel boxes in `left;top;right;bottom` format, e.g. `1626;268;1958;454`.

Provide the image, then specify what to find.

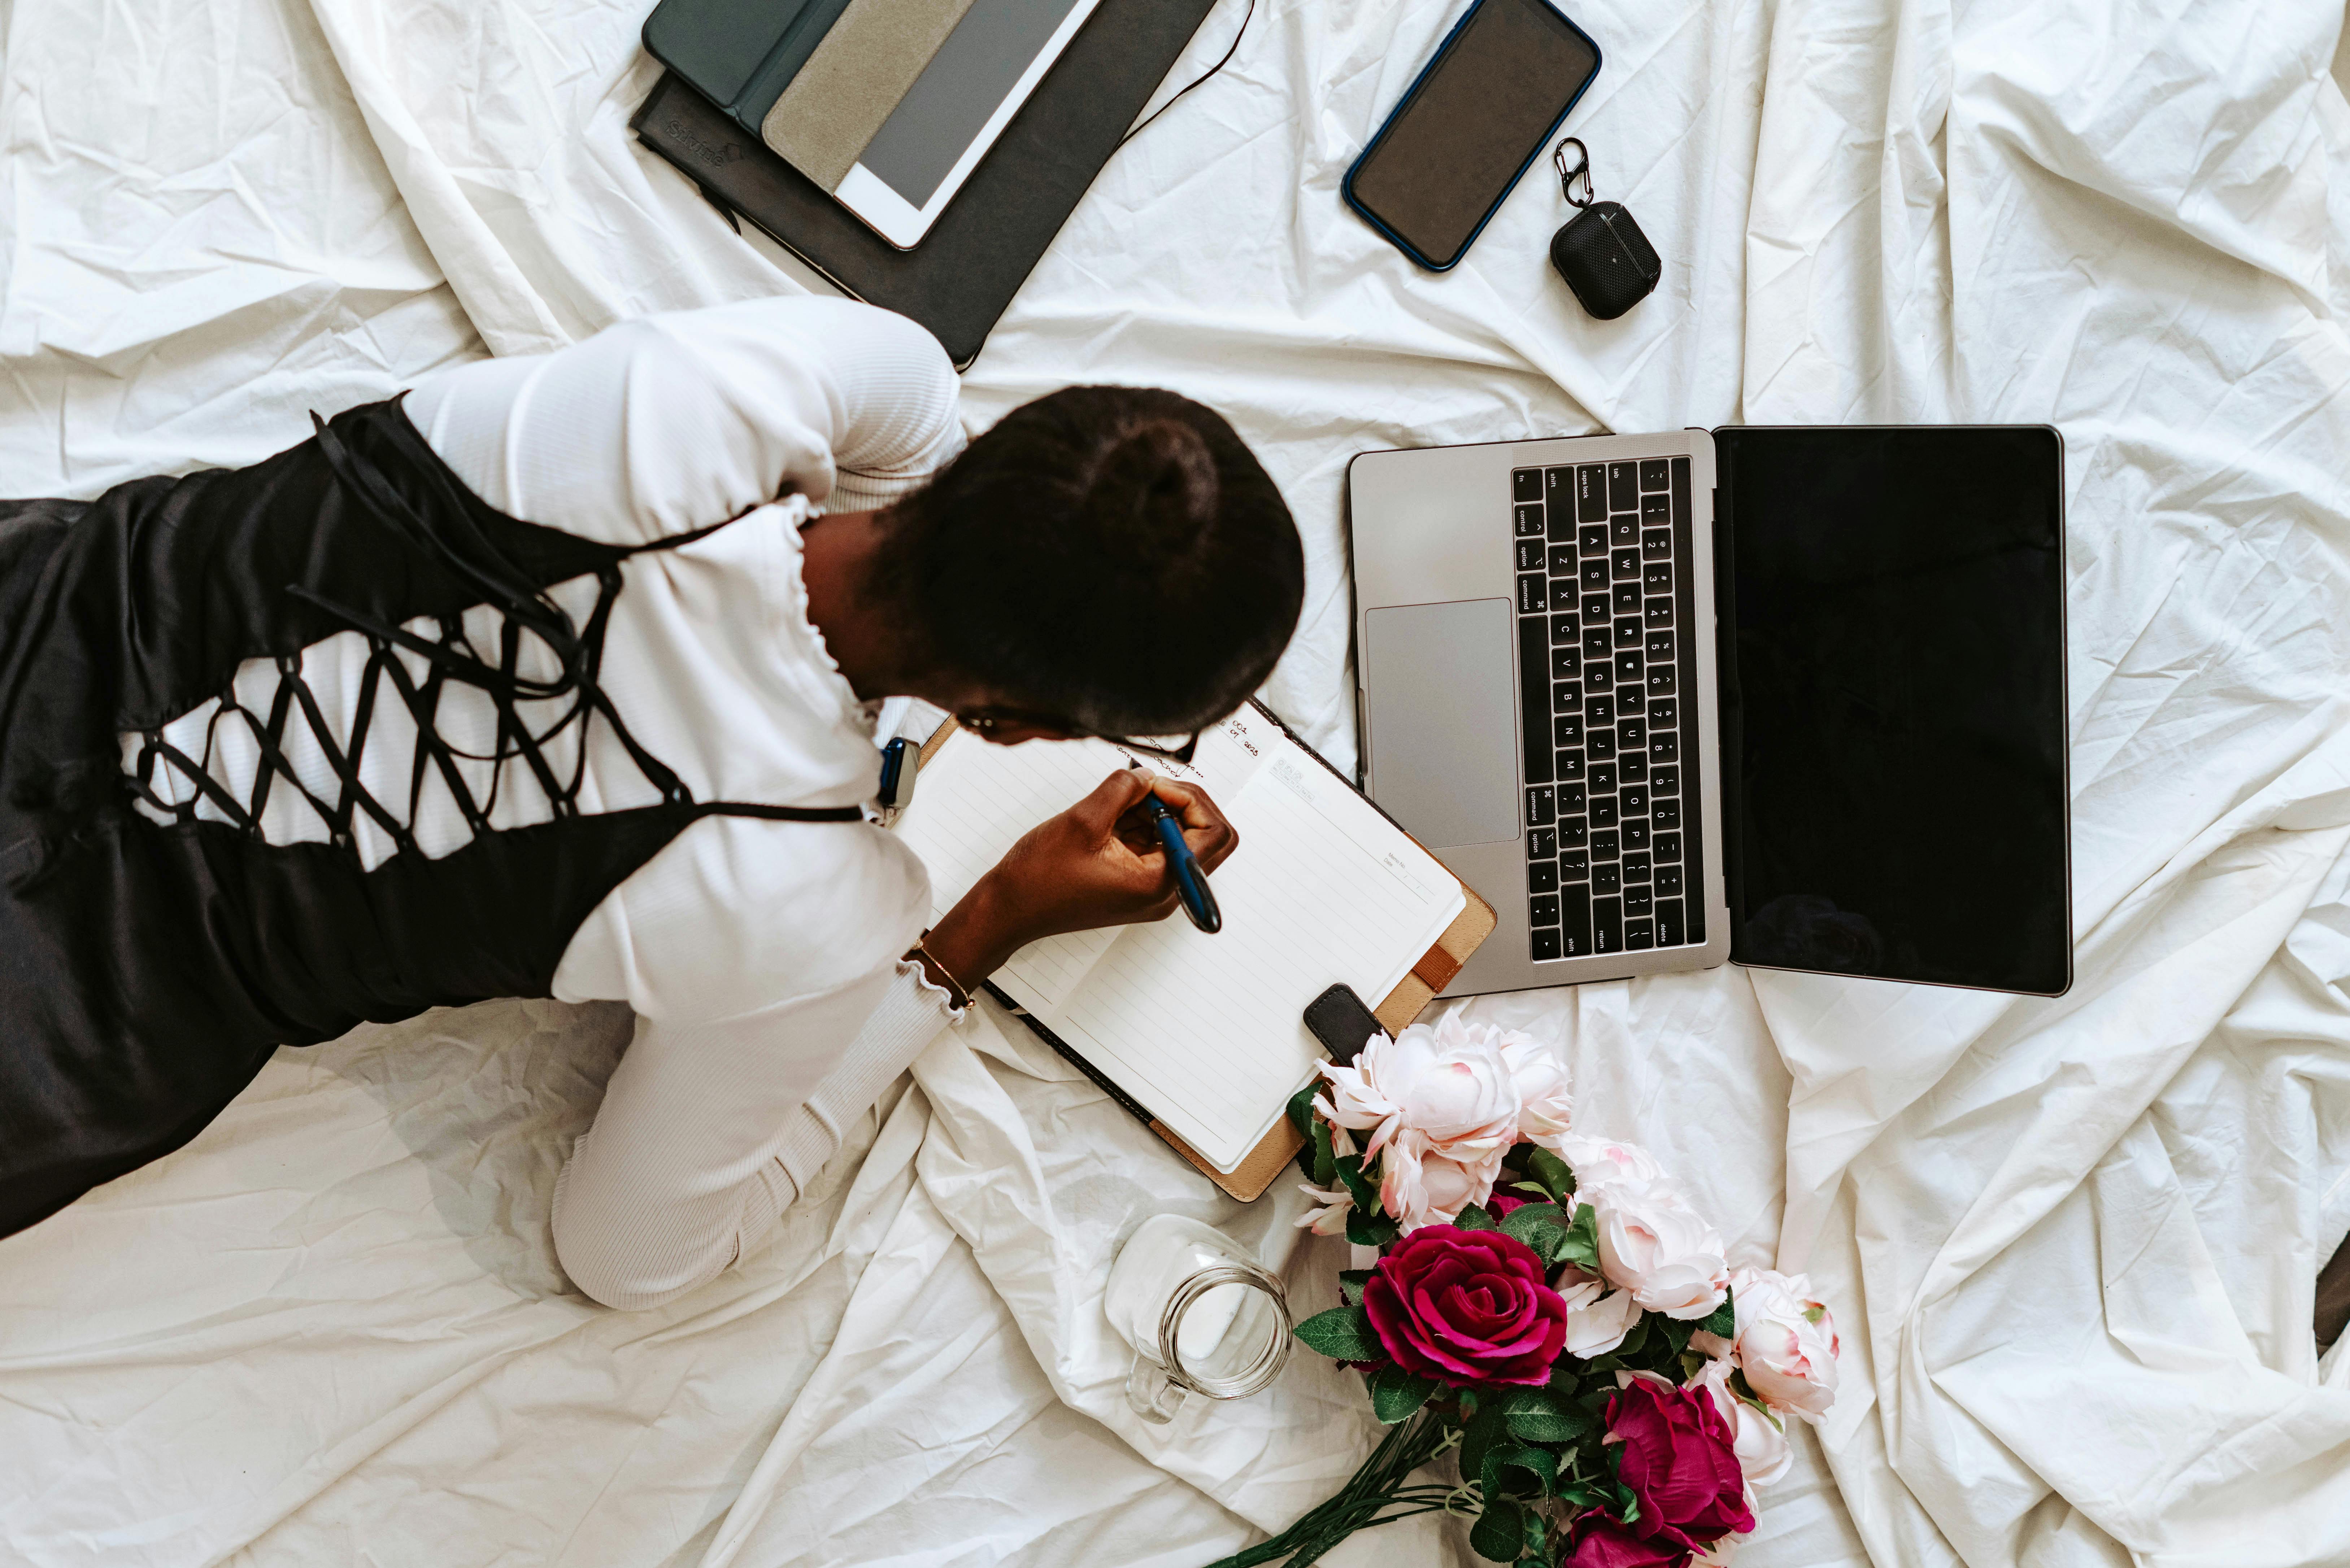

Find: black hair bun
1083;417;1222;563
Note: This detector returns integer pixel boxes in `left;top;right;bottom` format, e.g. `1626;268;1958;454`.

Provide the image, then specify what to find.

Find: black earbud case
1549;201;1661;320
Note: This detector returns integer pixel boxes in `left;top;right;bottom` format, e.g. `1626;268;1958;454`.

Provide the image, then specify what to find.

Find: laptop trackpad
1364;599;1519;849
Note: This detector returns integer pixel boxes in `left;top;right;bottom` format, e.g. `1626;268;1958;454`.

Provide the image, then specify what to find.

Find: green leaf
1455;1203;1500;1231
1309;1117;1338;1189
1284;1080;1320;1138
1555;1204;1602;1274
1346;1206;1399;1248
1333;1150;1380;1213
1458;1401;1511;1485
1337;1267;1374;1307
1482;1440;1557;1501
1518;1502;1557;1568
1292;1306;1382;1362
1696;1285;1736;1340
1499;1201;1572;1262
1501;1388;1598;1445
1526;1146;1577;1201
1470;1498;1525;1563
1368;1363;1439;1425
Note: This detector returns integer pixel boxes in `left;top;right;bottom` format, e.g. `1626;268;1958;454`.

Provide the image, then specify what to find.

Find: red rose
1605;1377;1754;1551
1362;1224;1567;1386
1561;1512;1692;1568
1487;1192;1529;1218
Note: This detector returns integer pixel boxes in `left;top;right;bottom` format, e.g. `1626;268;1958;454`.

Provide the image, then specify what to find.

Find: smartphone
1343;0;1602;271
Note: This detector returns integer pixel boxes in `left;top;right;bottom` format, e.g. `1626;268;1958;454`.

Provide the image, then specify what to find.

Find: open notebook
892;703;1490;1198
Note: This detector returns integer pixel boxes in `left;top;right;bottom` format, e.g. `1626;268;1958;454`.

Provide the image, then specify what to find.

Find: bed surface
5;1;2350;1564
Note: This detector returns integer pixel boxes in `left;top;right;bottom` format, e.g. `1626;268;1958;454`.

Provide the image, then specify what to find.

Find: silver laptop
1348;425;2072;999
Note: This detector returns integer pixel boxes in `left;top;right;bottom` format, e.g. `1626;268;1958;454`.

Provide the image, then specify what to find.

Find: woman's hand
923;769;1239;987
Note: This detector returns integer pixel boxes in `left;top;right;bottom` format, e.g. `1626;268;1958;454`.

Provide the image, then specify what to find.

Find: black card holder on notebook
1303;983;1390;1066
1546;138;1660;320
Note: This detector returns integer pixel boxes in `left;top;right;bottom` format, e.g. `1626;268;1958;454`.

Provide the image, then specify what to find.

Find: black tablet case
631;0;1220;370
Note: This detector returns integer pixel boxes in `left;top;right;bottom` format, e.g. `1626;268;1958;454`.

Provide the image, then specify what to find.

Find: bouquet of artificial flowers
1221;1014;1838;1568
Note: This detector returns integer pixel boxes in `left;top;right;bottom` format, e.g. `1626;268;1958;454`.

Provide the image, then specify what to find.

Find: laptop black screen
1716;427;2069;995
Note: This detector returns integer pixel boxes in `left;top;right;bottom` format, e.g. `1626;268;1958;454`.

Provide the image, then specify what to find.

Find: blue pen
1136;771;1222;934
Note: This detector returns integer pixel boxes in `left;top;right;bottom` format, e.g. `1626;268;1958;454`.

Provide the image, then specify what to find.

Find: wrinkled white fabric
5;0;2350;1564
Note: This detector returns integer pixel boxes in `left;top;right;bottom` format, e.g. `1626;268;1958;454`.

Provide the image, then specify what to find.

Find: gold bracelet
907;935;973;1011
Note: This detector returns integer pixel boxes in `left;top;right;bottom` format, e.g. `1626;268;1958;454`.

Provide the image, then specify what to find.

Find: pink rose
1605;1377;1754;1552
1316;1013;1519;1165
1587;1185;1729;1321
1555;1133;1666;1195
1554;1265;1641;1357
1378;1130;1505;1232
1690;1355;1793;1491
1562;1514;1693;1568
1362;1224;1567;1387
1725;1267;1838;1422
1499;1033;1574;1149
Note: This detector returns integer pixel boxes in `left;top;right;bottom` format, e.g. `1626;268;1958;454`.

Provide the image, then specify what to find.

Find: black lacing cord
1118;0;1256;148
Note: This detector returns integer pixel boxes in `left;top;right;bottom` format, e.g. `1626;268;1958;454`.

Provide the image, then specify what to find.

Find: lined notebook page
891;708;1464;1172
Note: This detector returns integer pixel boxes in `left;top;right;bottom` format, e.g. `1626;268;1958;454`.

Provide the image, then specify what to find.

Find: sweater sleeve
401;296;963;546
550;960;962;1312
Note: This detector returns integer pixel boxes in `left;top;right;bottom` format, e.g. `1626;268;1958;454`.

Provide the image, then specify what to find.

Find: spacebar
1519;614;1553;786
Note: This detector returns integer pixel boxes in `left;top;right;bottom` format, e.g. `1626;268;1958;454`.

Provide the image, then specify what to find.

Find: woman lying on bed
0;297;1303;1307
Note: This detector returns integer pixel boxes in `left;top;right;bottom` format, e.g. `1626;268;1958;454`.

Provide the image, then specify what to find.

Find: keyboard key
1626;918;1655;950
1592;829;1620;858
1590;795;1618;828
1607;462;1638;511
1515;503;1544;536
1641;490;1670;519
1527;826;1557;858
1550;612;1580;644
1622;819;1650;849
1649;699;1677;726
1516;538;1545;572
1614;617;1643;648
1656;900;1685;947
1617;753;1647;782
1588;759;1617;792
1576;464;1607;521
1513;468;1542;503
1617;684;1644;713
1554;712;1584;745
1583;625;1611;656
1621;787;1648;817
1530;892;1561;927
1529;859;1559;894
1611;547;1641;580
1589;728;1616;761
1560;848;1590;878
1518;573;1545;613
1671;456;1692;526
1559;815;1588;846
1531;926;1562;961
1652;765;1679;793
1559;783;1587;813
1545;466;1574;513
1644;562;1672;593
1550;578;1577;610
1549;544;1575;576
1653;832;1681;862
1526;785;1555;826
1579;523;1608;554
1581;592;1610;622
1610;515;1639;547
1619;717;1647;748
1593;861;1622;894
1552;647;1580;681
1548;507;1575;543
1587;694;1615;725
1639;458;1669;490
1623;853;1651;882
1625;884;1654;916
1646;630;1674;661
1585;663;1613;692
1653;798;1681;828
1613;582;1641;615
1579;559;1608;590
1557;751;1585;779
1642;528;1672;560
1595;897;1624;952
1650;731;1679;761
1654;864;1683;896
1647;665;1677;695
1645;597;1674;628
1560;885;1593;956
1616;651;1644;682
1519;615;1552;785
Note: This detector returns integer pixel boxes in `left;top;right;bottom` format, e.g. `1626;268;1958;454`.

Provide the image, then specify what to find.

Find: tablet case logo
663;117;742;170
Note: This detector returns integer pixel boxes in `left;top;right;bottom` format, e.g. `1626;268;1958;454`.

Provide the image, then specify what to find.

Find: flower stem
1202;1412;1458;1568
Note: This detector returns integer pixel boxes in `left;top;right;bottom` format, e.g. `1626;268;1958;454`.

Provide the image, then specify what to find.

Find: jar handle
1125;1351;1188;1424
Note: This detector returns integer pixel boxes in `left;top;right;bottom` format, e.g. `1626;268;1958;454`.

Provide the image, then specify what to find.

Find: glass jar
1103;1213;1292;1424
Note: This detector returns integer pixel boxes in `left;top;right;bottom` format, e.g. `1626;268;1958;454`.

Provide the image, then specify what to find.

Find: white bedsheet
4;0;2349;1564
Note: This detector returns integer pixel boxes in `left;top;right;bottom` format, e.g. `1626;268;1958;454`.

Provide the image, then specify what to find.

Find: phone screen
1346;0;1601;269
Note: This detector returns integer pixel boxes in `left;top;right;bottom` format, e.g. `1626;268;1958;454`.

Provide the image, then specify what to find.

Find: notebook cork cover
898;705;1497;1202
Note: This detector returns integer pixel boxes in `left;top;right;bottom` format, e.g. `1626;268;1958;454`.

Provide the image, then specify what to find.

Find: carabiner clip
1554;137;1594;209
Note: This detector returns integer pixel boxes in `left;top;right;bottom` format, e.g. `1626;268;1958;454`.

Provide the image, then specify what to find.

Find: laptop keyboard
1513;457;1707;962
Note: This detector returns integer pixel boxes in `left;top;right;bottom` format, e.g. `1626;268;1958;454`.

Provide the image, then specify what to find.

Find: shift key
1558;883;1593;958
